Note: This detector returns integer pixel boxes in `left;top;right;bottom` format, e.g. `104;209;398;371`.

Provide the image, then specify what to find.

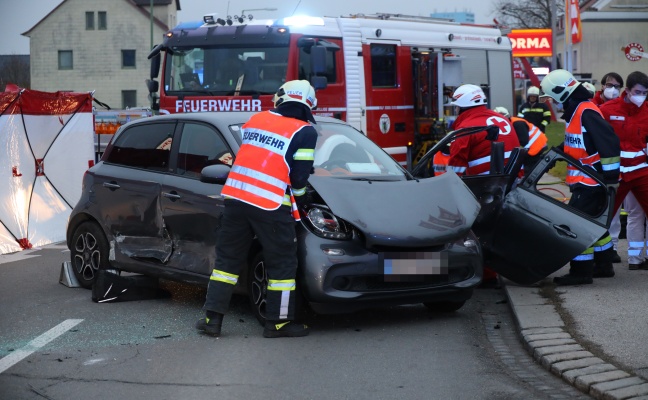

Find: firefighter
539;69;621;285
593;72;623;106
600;71;648;270
196;80;317;338
518;86;551;132
494;106;548;170
446;84;520;176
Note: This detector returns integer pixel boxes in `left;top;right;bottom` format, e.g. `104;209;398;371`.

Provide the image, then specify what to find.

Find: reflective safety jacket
564;102;620;187
448;105;520;176
510;117;547;156
517;101;551;132
221;111;313;220
600;92;648;182
432;151;450;175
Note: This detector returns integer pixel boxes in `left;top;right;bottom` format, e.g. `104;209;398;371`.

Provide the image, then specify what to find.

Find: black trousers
203;200;299;321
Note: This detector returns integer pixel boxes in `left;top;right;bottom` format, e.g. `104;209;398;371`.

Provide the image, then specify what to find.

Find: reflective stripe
629;241;645;247
468;155;491;168
628;249;642;256
294;148;315;161
602;161;621;171
573;253;594;261
230;165;285;188
449;165;466;173
282;194;292;206
225;177;285;205
293;187;306;196
210;269;239;285
593;241;613;252
268;279;296;291
279;290;290;319
621;150;644;158
242;127;291;156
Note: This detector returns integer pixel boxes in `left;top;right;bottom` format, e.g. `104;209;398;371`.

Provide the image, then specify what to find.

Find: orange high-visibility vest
433;151;450;175
510;117;547;156
221;111;308;219
564;102;602;187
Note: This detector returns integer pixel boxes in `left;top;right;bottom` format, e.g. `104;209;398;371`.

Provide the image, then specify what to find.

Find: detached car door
467;148;613;284
161;120;237;278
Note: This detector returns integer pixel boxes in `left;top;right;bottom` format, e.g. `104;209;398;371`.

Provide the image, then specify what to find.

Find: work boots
195;312;224;337
592;262;615;278
553;262;593;286
263;321;310;338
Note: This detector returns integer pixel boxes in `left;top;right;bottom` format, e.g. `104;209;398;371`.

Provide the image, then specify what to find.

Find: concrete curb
503;280;648;399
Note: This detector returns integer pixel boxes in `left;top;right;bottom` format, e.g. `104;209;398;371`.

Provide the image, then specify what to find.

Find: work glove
606;182;619;195
294;191;312;209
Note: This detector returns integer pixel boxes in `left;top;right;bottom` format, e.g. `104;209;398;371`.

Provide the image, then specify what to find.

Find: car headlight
302;205;353;240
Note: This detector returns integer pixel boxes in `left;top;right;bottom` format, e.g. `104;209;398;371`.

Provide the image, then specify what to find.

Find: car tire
247;251;309;326
423;300;466;313
70;221;112;289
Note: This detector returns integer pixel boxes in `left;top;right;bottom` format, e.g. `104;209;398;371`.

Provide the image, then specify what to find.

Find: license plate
381;252;448;282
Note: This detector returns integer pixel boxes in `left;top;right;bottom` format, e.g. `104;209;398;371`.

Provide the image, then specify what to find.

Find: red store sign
508;29;553;57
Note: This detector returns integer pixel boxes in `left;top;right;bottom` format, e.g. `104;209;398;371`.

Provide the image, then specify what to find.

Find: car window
104;122;175;171
176;122;233;178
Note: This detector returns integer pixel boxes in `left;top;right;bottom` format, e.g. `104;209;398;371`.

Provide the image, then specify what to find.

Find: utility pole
551;0;557;71
150;0;154;50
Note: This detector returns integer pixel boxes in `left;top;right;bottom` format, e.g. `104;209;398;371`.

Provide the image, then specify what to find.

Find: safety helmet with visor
539;69;581;104
273;80;318;109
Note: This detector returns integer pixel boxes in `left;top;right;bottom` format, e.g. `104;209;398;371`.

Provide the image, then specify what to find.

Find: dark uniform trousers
568;185;616;276
203;200;299;321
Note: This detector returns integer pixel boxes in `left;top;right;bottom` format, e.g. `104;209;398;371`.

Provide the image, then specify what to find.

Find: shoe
553;274;593;286
629;261;648;270
611;251;622;263
593;263;615;278
196;313;223;337
263;321;310;338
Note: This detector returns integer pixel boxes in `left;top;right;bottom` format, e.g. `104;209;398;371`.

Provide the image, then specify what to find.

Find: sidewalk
503;239;648;399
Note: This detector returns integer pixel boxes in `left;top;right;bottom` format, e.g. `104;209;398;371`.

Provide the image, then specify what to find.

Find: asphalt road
0;244;586;400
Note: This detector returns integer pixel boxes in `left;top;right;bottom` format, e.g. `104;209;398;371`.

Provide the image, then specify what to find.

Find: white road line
0;319;84;374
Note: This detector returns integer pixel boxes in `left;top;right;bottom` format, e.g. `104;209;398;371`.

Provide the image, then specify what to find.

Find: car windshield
230;121;407;180
164;46;289;95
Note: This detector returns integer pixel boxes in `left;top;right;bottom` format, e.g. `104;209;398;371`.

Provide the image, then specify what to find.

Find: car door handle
102;182;120;190
553;224;577;238
163;192;182;200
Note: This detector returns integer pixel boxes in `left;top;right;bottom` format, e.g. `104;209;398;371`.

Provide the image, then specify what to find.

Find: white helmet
450;84;487;108
540;69;580;103
494;106;510;118
527;86;540;97
582;81;596;96
273;80;317;109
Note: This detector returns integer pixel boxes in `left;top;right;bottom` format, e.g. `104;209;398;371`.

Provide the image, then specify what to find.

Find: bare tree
0;55;30;91
491;0;564;29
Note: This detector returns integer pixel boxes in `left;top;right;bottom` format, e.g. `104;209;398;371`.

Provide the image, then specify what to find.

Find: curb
503;280;648;399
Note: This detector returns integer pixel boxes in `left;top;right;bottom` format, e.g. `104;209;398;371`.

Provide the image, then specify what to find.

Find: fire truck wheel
70;221;113;289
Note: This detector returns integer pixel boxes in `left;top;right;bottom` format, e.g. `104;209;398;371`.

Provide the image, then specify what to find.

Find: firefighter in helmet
539;69;620;285
518;86;551;132
494;106;547;170
197;80;317;337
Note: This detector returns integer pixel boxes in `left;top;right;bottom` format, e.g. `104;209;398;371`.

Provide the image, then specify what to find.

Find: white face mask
604;87;620;99
629;94;647;107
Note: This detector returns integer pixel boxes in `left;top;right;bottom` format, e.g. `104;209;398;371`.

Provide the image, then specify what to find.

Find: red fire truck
147;13;514;165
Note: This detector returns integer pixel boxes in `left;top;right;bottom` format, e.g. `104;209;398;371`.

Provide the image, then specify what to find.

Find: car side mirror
200;164;231;184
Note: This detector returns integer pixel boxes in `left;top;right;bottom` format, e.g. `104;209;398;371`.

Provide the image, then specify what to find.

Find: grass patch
545;121;566;179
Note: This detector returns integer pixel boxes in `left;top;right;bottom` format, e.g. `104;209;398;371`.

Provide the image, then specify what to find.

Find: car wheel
70;221;111;289
248;252;268;326
423;300;466;313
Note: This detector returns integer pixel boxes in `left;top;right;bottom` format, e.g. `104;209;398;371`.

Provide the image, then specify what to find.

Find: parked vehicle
146;13;515;166
66;112;612;323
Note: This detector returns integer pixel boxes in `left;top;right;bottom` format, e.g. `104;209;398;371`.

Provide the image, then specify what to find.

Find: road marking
0;319;84;374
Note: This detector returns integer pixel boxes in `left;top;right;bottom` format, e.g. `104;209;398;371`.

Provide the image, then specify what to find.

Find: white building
23;0;180;108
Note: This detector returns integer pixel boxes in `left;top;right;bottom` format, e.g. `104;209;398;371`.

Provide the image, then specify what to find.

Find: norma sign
624;43;644;61
508;29;553;57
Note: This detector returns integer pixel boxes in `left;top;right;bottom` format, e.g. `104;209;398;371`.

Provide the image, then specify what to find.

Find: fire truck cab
147;13;514;166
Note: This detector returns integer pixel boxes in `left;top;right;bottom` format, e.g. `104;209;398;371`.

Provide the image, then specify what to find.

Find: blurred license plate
381;252;448;282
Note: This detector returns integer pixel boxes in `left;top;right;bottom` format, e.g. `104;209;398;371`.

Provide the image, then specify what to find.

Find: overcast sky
0;0;497;55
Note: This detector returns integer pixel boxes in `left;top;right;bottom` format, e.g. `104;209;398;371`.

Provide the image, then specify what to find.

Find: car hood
308;172;481;248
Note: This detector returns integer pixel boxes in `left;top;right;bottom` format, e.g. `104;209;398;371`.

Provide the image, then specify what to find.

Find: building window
370;44;397;87
98;11;107;30
86;11;95;30
58;50;73;70
122;90;137;108
122;50;136;68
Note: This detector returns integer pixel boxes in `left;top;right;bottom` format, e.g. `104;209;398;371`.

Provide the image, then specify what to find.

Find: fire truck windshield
164;46;289;96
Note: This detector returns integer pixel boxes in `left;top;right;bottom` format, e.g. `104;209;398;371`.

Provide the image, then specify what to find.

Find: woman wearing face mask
600;71;648;271
593;72;624;106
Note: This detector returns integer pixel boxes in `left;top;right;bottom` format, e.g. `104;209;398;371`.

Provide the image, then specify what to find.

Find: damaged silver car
66;112;612;323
